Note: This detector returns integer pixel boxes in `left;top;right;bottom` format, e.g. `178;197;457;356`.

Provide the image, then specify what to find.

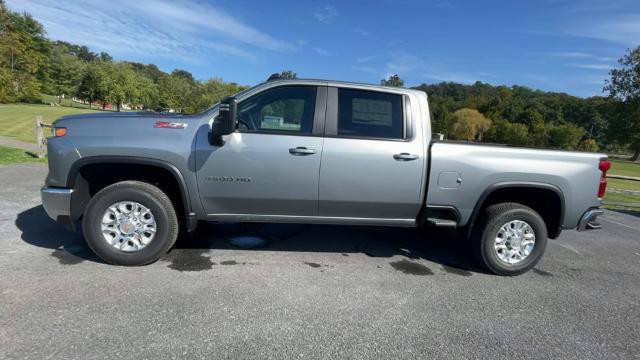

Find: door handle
289;147;317;156
393;153;419;161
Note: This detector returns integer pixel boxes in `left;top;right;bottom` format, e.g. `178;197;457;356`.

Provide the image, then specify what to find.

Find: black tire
82;181;179;266
474;202;547;276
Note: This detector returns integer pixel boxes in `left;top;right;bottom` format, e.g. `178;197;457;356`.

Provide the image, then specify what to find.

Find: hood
54;111;189;124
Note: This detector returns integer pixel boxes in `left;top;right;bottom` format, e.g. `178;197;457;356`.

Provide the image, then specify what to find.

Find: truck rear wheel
82;181;179;266
474;202;547;276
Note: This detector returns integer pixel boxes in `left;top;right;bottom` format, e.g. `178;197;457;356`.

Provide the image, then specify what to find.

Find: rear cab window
337;88;404;139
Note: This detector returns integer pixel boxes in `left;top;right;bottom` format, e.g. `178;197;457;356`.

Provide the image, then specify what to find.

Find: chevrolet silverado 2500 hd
41;79;610;275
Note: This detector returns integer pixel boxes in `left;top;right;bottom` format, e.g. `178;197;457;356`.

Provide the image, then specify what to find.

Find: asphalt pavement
0;163;638;360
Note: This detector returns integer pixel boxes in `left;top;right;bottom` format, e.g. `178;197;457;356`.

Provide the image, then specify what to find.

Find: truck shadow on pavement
15;206;100;264
16;205;483;275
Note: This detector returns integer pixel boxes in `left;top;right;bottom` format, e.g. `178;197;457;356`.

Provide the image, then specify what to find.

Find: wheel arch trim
465;181;566;239
66;156;195;230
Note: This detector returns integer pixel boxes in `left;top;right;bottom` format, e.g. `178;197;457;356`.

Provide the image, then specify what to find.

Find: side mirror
212;96;237;136
209;97;237;146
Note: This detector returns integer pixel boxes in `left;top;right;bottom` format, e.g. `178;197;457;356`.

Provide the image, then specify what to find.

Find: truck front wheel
82;181;179;266
475;202;547;276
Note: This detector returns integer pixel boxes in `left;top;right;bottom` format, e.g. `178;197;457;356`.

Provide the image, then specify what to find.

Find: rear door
195;85;327;217
318;87;425;222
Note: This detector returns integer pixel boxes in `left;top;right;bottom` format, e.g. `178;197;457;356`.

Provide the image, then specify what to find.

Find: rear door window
337;89;404;139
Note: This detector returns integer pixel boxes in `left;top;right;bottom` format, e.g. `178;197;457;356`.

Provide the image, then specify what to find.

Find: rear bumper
576;208;604;231
41;187;74;226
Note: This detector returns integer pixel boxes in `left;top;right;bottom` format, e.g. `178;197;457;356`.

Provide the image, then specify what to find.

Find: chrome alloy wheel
100;201;157;252
494;220;535;264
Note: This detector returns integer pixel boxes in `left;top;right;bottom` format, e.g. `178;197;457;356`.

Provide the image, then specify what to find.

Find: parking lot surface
1;163;639;359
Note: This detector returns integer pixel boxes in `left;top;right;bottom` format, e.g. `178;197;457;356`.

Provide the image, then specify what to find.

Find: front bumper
41;187;74;226
576;208;604;231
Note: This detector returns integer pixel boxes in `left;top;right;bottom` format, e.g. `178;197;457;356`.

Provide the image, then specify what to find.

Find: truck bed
427;140;605;229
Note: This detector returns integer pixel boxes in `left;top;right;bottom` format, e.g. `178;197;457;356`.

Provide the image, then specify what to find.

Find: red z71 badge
154;121;188;129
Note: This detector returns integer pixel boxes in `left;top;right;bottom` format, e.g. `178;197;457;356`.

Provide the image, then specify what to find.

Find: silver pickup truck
41;79;610;275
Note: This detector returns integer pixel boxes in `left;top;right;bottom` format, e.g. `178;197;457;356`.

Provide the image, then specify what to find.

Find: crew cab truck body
41;79;608;275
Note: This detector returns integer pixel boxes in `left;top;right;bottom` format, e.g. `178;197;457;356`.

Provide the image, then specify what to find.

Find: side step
426;218;458;228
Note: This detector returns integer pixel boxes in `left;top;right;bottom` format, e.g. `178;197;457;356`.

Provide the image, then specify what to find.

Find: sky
6;0;640;97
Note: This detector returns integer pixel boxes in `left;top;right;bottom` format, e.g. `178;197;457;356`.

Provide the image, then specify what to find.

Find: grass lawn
0;146;47;165
605;160;640;211
0;104;100;143
609;159;640;178
40;94;97;109
603;191;640;210
608;178;640;192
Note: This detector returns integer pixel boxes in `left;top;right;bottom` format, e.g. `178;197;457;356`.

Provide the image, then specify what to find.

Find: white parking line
600;217;640;232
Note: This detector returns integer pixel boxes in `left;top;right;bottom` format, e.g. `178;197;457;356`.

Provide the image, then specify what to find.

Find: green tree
381;74;404;87
486;118;529;146
518;107;543;126
190;78;247;113
99;62;157;111
267;70;297;81
43;43;86;101
279;70;297;79
98;52;112;62
0;1;45;101
171;69;196;83
580;139;599;152
547;123;585;150
157;73;194;112
76;61;105;109
128;62;164;83
448;108;492;141
529;121;551;147
605;46;640;160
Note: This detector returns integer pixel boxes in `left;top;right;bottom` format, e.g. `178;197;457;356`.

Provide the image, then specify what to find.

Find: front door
195;86;326;217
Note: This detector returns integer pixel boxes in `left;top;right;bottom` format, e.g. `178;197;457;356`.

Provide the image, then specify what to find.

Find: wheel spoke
493;219;536;265
100;201;157;253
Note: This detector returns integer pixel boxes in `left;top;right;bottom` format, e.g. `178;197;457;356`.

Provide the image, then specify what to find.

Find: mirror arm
208;132;225;146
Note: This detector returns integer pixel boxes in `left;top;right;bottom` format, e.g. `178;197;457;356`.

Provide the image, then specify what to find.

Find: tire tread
475;202;547;276
82;180;179;266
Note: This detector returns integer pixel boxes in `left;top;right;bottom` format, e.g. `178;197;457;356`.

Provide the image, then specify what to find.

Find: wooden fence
35;116;50;159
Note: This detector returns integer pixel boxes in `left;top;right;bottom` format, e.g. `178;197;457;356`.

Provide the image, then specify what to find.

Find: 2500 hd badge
204;176;252;183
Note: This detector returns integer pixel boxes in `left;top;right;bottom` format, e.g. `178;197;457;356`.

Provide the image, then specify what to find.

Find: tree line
383;46;638;159
0;1;245;112
1;0;639;158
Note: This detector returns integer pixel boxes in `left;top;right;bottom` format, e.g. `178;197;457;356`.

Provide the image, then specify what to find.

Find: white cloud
535;51;618;63
313;5;338;23
356;55;379;63
314;47;332;56
573;63;613;70
5;0;292;63
354;28;371;36
384;51;424;75
353;65;379;76
127;0;291;51
565;15;640;45
353;51;488;85
544;52;594;58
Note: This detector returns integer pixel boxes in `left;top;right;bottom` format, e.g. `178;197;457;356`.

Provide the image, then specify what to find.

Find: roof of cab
253;78;428;98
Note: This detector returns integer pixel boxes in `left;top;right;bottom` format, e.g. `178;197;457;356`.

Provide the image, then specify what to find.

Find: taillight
598;159;611;198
